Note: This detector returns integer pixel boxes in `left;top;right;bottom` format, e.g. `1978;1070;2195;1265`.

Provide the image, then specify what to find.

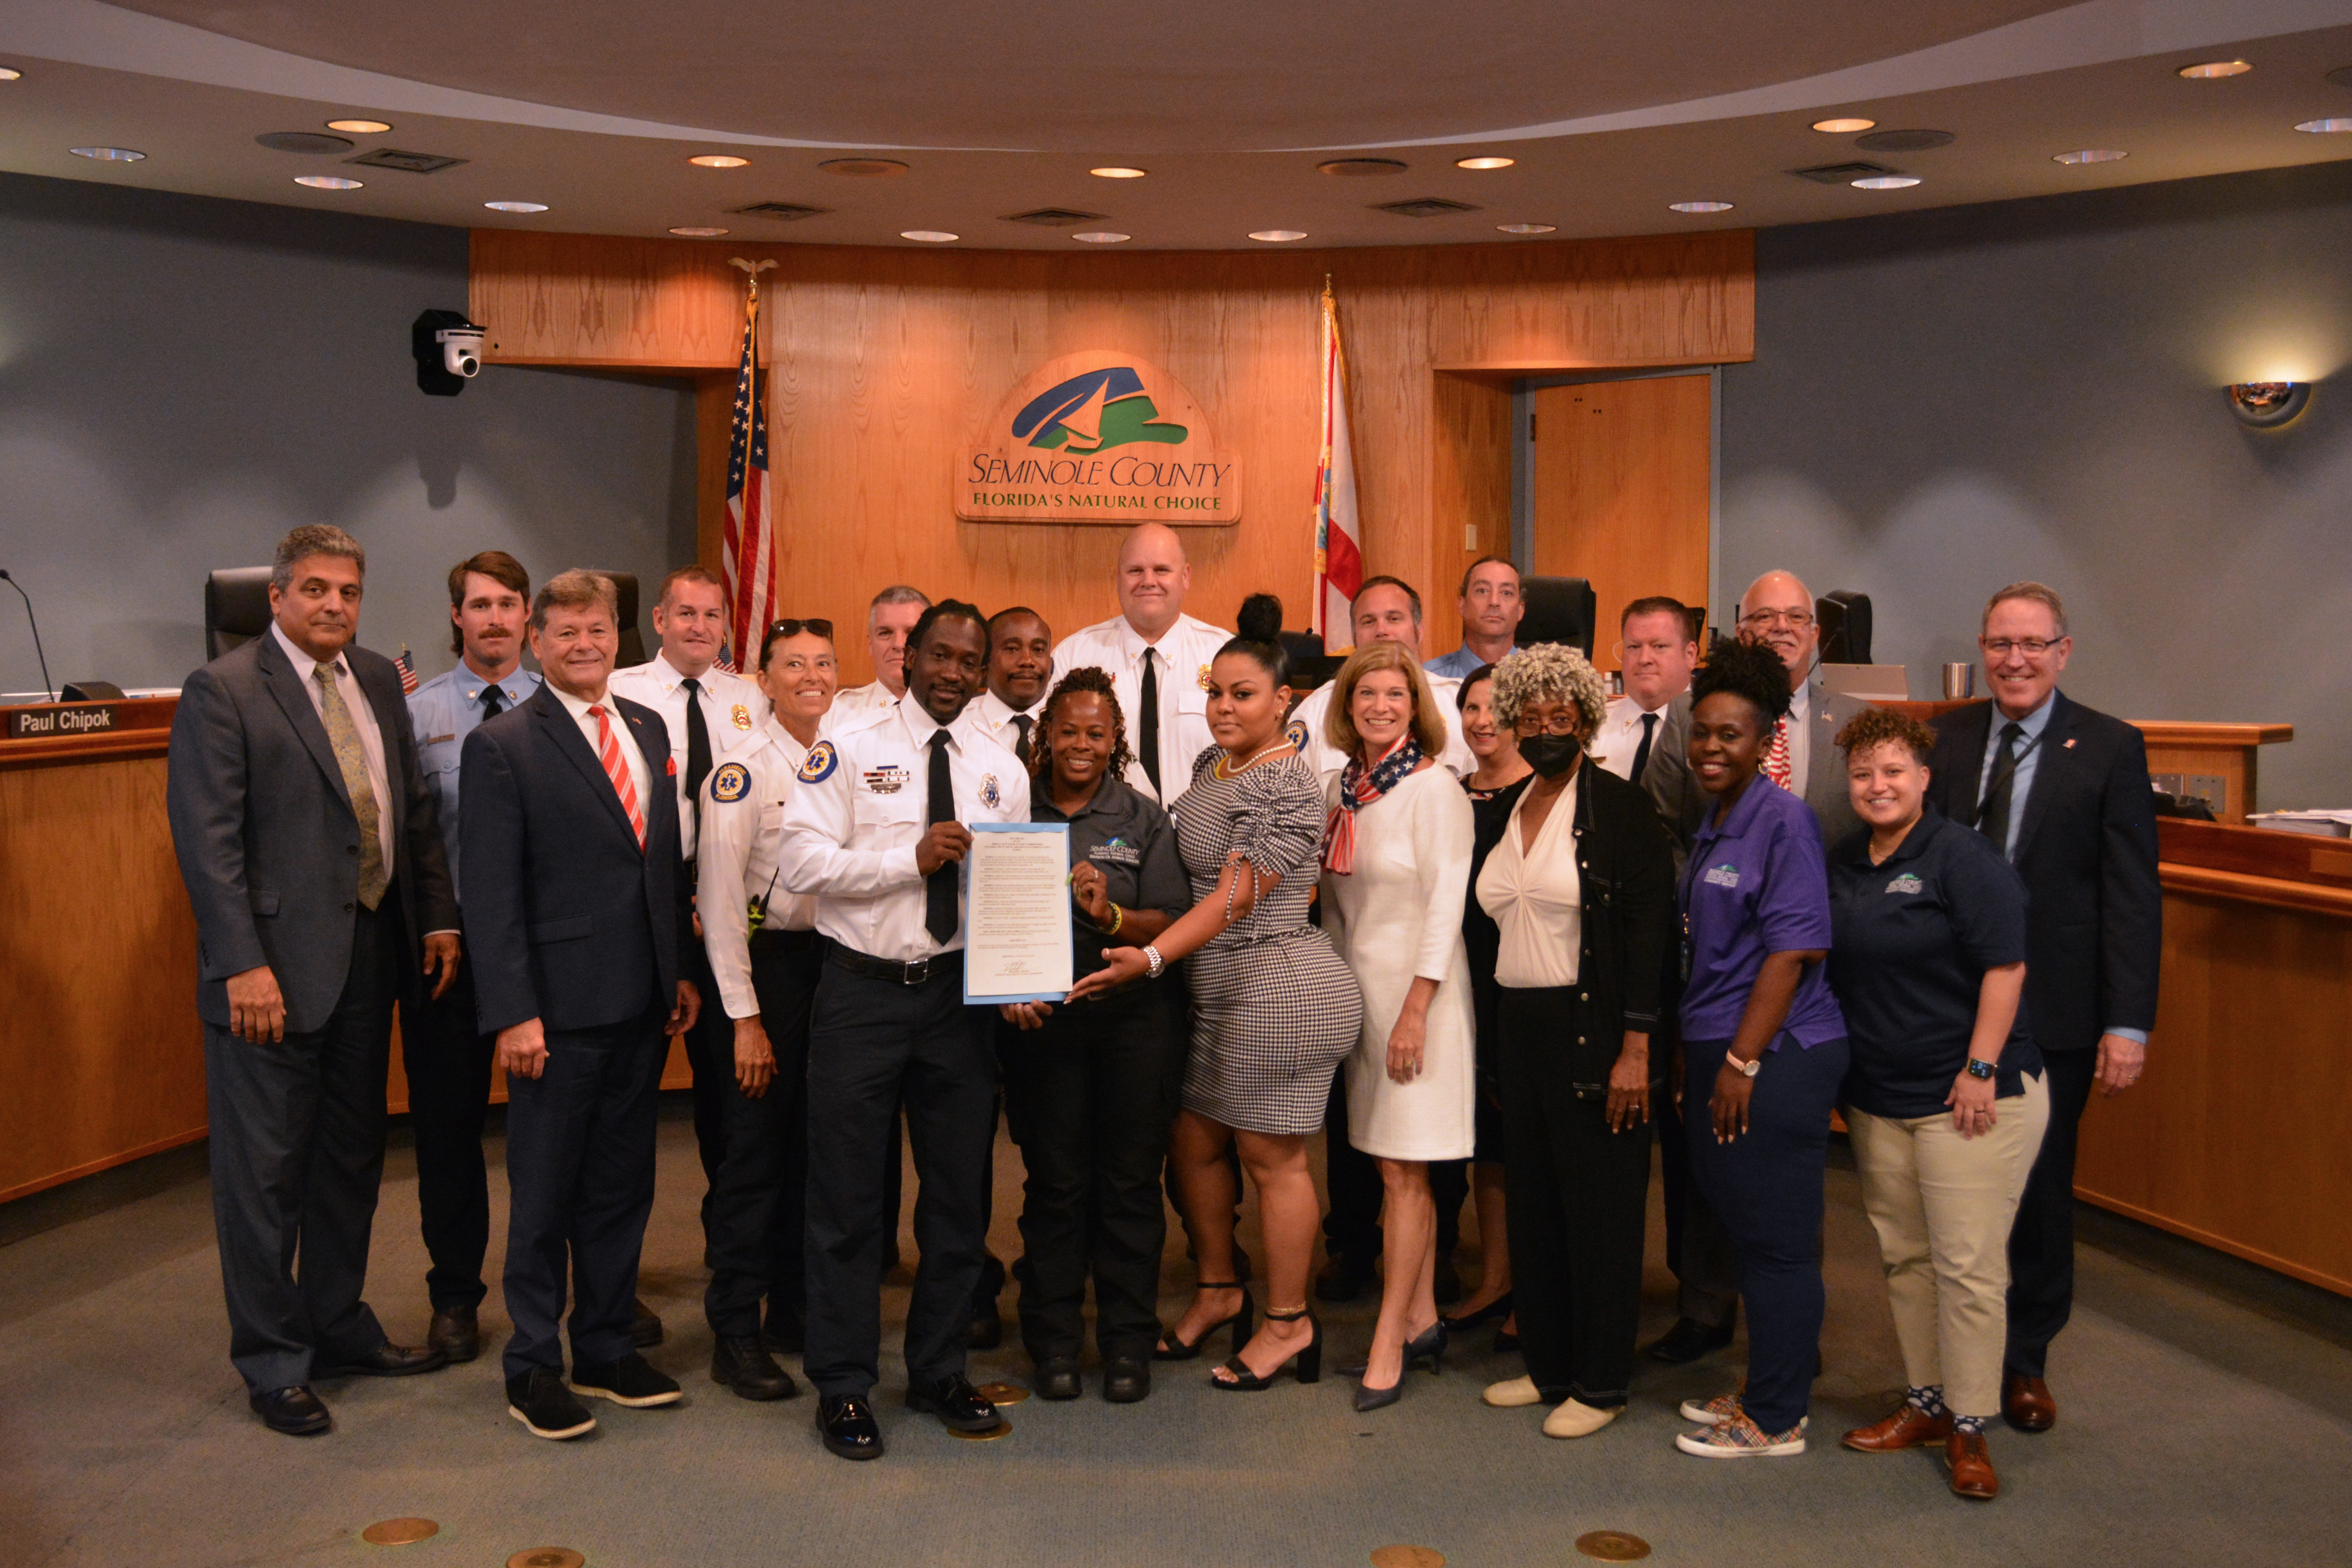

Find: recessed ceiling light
824;158;910;177
1072;231;1131;243
669;226;728;237
1852;175;1921;189
1668;200;1735;213
1495;222;1556;235
2176;60;2251;78
484;200;549;213
1812;117;1875;133
326;118;390;134
294;176;363;190
1090;166;1147;179
70;146;145;162
1248;230;1308;242
688;154;750;168
0;67;22;82
1457;156;1516;170
2295;118;2352;133
901;229;958;242
2052;148;2129;164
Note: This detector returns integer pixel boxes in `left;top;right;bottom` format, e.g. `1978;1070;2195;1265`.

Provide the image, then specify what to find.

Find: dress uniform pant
402;951;498;1312
500;999;668;1380
1656;1012;1741;1332
1497;987;1650;1408
204;895;398;1394
2004;1046;2097;1380
804;949;996;1399
1001;985;1185;1359
703;928;821;1339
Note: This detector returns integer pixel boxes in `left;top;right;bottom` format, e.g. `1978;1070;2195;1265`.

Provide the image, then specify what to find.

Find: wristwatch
1143;944;1165;980
1730;1054;1762;1079
1965;1058;1997;1080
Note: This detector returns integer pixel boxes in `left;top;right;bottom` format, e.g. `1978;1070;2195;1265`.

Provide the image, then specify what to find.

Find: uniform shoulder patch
798;740;839;783
711;762;752;802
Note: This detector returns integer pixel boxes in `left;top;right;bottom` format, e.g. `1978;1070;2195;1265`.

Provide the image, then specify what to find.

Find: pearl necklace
1212;738;1295;780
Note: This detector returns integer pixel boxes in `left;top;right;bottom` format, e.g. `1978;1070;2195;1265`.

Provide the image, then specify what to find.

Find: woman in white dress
1317;641;1477;1412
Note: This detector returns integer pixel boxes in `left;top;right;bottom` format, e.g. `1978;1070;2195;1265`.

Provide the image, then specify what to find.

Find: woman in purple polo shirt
1670;638;1849;1459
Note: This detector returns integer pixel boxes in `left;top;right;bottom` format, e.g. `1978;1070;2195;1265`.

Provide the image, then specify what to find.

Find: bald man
1049;523;1233;807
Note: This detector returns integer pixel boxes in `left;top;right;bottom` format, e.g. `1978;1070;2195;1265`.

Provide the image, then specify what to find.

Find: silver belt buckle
899;957;930;985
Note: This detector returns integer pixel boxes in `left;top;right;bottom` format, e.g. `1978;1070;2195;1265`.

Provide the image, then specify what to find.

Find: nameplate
5;703;119;739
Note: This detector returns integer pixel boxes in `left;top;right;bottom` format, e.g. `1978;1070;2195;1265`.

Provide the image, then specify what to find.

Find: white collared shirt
775;694;1031;962
548;680;653;825
699;718;820;1018
271;621;388;815
607;652;769;859
972;688;1047;762
1591;692;1675;782
829;679;903;723
1050;611;1231;806
1289;671;1475;789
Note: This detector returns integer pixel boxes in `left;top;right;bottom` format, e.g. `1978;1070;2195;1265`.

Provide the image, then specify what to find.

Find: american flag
721;272;779;673
395;644;419;695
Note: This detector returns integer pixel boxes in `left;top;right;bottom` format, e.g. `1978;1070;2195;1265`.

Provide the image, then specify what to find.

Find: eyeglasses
768;617;834;639
1981;637;2059;659
1738;609;1813;631
1513;713;1583;738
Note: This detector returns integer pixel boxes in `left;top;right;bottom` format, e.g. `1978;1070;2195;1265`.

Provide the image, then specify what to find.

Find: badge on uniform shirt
732;702;752;731
1198;663;1213;692
863;763;907;794
1285;718;1309;751
980;774;1001;809
799;740;838;782
1702;862;1741;889
1885;873;1923;895
711;762;752;803
424;733;457;747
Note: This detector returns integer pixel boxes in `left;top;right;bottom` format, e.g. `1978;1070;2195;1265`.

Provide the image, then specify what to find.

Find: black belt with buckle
827;942;961;986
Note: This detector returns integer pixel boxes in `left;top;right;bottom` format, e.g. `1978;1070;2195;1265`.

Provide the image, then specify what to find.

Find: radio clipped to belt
747;862;784;933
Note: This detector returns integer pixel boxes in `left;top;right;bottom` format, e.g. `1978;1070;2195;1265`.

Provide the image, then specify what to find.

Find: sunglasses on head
768;617;834;639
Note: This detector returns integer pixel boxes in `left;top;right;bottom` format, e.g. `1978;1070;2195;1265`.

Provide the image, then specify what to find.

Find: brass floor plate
508;1551;587;1568
360;1519;438;1546
973;1382;1030;1405
947;1418;1013;1441
1576;1531;1652;1561
1369;1548;1445;1568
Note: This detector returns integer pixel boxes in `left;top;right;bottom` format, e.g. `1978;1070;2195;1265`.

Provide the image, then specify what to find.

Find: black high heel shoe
1154;1284;1253;1362
1439;1291;1513;1333
1211;1308;1321;1391
1339;1319;1449;1378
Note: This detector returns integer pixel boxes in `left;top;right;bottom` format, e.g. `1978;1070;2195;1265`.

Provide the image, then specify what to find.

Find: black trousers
681;939;730;1240
402;953;498;1312
2005;1046;2098;1379
1001;986;1185;1359
1656;1016;1740;1331
1497;987;1650;1408
204;898;397;1394
803;950;996;1399
704;928;822;1339
500;1000;667;1379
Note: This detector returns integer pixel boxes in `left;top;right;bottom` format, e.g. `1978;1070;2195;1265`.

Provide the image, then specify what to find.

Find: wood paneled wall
473;233;1753;673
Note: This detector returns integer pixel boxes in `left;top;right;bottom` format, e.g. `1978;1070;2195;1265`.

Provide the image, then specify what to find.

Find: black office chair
1816;590;1874;664
1519;575;1598;660
204;567;274;660
590;571;647;667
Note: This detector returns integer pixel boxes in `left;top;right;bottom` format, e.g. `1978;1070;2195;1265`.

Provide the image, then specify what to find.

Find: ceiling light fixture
2295;118;2352;133
1668;200;1735;213
824;158;910;177
1071;231;1131;243
1248;230;1308;242
1812;117;1875;133
901;229;958;242
1090;166;1147;179
669;226;728;237
326;118;390;134
484;200;548;213
1852;175;1921;189
1456;156;1516;170
0;66;23;82
2176;60;2251;78
294;176;363;190
2228;382;2311;428
2053;148;2128;164
70;146;145;162
688;154;750;168
1495;222;1556;235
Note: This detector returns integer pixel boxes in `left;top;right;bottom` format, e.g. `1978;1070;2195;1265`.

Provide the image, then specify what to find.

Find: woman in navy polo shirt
1826;709;2048;1502
1671;638;1848;1460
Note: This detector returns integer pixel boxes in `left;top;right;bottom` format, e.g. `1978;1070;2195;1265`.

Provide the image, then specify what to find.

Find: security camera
438;325;485;378
412;309;488;396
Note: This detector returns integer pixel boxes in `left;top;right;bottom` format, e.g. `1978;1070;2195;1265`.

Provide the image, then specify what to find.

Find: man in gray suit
167;525;462;1435
1639;567;1873;1364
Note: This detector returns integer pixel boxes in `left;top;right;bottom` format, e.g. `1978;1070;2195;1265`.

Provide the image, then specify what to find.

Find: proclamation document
963;821;1075;1004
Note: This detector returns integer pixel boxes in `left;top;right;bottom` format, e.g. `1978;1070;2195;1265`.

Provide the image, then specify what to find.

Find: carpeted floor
4;1102;2348;1567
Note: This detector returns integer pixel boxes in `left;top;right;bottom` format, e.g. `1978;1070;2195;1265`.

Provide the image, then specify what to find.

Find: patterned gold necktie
314;661;388;910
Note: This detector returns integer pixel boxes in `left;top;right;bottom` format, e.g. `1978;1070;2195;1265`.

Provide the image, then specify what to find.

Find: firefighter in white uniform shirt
1589;595;1697;784
1291;576;1475;786
830;585;930;720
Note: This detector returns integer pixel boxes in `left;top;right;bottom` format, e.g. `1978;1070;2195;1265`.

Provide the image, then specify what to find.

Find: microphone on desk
0;568;57;703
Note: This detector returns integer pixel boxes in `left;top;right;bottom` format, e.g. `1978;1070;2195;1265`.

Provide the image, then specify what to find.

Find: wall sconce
2227;381;2311;428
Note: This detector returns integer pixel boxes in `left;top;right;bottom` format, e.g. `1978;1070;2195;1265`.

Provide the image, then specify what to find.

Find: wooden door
1529;374;1711;670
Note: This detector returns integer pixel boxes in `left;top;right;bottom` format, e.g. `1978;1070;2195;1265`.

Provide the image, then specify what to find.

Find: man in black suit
1926;581;2160;1434
461;568;701;1441
166;524;461;1436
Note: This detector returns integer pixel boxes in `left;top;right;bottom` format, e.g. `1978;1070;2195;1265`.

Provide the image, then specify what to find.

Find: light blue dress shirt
1425;643;1518;681
407;661;541;903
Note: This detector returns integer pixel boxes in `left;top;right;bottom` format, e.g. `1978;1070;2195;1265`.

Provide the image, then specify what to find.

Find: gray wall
0;172;697;695
1721;161;2352;809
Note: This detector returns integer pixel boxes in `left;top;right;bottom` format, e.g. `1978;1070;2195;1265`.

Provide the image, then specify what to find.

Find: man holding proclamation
776;600;1030;1460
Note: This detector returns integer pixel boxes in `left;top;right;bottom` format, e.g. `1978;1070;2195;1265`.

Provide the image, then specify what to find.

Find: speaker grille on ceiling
730;202;832;220
1373;196;1481;217
1002;207;1110;225
1854;128;1955;152
345;148;468;173
1789;161;1901;184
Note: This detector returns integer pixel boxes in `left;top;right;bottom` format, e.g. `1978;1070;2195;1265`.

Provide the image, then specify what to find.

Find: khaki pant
1848;1072;2051;1419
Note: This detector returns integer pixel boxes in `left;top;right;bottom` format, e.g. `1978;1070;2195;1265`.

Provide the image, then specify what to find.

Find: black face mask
1518;733;1582;778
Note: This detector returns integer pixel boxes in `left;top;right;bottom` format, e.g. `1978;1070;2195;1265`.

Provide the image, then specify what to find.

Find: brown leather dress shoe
2002;1373;2056;1432
1842;1403;1955;1451
1946;1430;1999;1499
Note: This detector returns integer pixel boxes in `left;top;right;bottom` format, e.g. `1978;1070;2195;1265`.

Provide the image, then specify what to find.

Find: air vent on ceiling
730;201;832;220
1002;207;1110;225
1373;196;1481;218
255;131;354;155
345;148;467;174
1789;160;1900;184
1855;128;1954;152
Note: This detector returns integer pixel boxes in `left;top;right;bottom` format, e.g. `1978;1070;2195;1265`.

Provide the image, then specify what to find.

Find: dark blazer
1646;679;1875;859
459;681;692;1036
1926;691;2161;1054
167;630;458;1035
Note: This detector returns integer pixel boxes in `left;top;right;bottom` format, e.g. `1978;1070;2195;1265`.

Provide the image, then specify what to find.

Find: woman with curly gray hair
1473;645;1677;1440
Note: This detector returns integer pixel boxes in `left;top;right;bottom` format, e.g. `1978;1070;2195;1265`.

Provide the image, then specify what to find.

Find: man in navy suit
461;568;701;1440
1927;581;2160;1435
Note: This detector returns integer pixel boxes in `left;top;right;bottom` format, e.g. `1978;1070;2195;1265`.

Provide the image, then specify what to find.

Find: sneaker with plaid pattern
1676;1410;1806;1457
1680;1389;1745;1426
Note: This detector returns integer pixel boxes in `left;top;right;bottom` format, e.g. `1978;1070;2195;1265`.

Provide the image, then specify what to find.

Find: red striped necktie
590;703;647;848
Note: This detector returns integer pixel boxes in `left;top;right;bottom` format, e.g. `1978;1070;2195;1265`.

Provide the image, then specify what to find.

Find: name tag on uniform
424;733;457;747
1702;863;1741;889
863;764;908;794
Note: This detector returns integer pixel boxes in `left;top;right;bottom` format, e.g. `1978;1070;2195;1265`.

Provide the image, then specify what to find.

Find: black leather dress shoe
426;1305;480;1364
1643;1317;1735;1364
1032;1355;1082;1401
318;1341;449;1378
1101;1355;1151;1404
818;1393;884;1460
712;1336;801;1401
630;1298;665;1349
250;1385;331;1435
906;1373;1004;1433
1315;1252;1375;1304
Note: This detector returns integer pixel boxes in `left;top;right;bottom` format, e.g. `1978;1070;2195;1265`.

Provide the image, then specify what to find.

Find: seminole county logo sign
956;351;1241;524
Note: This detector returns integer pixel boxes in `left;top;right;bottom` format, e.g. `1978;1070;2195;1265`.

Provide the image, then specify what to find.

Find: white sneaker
1483;1375;1542;1408
1543;1399;1619;1439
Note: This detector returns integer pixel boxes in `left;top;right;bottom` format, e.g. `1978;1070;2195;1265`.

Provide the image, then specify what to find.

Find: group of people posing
166;520;2160;1507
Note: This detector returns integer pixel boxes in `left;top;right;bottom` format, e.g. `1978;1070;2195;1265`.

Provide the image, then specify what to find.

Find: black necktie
479;683;504;720
681;676;712;838
1982;720;2025;856
1137;648;1161;796
925;730;958;945
1011;713;1034;768
1628;710;1658;783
